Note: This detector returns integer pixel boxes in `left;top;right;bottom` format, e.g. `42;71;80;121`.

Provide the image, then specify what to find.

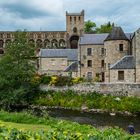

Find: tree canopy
84;20;115;33
0;31;38;108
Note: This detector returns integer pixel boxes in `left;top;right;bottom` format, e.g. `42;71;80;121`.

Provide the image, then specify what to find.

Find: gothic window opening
36;39;43;48
51;39;58;48
0;49;4;54
74;16;76;23
73;27;77;33
59;39;65;48
70;35;79;49
0;40;4;48
44;39;50;48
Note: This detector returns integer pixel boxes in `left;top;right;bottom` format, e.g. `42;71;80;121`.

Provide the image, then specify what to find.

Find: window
0;49;4;54
87;72;92;79
0;34;3;38
87;60;92;67
7;33;10;38
119;44;123;52
118;71;124;80
51;59;55;66
87;48;92;55
79;16;81;21
101;60;104;67
101;48;105;55
70;16;72;22
74;17;76;23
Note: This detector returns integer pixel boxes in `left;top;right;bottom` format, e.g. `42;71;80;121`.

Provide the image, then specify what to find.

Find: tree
84;20;96;33
0;31;38;109
95;22;115;33
84;20;115;33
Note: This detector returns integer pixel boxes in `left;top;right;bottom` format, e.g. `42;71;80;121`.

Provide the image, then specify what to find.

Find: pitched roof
64;61;78;72
39;49;78;61
104;27;129;41
79;32;133;45
80;33;108;45
110;56;135;69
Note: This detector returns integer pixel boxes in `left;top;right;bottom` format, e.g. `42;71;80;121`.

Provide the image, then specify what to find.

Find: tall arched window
73;27;77;33
59;39;65;48
44;39;50;48
51;39;58;48
0;40;4;48
36;39;43;48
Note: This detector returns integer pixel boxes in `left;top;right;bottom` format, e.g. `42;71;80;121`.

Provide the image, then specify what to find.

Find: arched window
0;49;4;54
59;39;65;48
70;16;72;22
29;39;35;47
0;40;4;48
44;39;50;48
73;27;77;33
74;17;76;23
51;39;58;48
70;35;79;49
36;39;43;48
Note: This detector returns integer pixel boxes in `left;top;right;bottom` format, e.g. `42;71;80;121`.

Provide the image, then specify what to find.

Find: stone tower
66;10;84;49
134;28;140;83
104;27;130;82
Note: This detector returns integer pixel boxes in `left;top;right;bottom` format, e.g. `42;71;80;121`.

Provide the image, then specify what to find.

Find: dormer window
119;44;123;52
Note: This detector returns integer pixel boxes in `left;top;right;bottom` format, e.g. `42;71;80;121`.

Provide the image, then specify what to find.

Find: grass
0;121;50;132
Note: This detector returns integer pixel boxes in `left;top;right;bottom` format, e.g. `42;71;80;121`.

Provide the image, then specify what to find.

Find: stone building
0;10;84;55
1;10;140;83
38;49;78;77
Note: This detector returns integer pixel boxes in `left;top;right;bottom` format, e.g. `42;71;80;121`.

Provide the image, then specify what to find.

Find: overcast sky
0;0;139;32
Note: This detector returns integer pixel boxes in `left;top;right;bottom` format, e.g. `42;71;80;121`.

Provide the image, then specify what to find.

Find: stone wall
110;69;135;83
41;83;140;97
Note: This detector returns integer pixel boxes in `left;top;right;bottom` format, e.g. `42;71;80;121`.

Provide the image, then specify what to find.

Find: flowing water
47;108;140;133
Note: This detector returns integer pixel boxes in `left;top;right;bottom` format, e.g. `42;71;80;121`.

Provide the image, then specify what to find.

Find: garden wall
41;83;140;97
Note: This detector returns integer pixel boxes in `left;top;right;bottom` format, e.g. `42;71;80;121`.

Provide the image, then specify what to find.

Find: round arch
59;39;65;48
44;39;50;48
0;40;4;48
69;35;79;49
36;39;43;48
51;39;58;48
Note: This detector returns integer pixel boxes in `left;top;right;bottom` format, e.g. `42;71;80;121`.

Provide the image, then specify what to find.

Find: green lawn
0;121;50;132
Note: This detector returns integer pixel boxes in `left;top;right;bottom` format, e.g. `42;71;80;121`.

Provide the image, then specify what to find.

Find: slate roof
105;27;129;41
64;61;78;72
80;33;108;45
110;56;135;69
39;49;78;61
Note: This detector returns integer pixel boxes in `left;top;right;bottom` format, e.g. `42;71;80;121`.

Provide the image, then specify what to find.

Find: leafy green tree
84;20;96;33
0;31;38;109
95;22;115;33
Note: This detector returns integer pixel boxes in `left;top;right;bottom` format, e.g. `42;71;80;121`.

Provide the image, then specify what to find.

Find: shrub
72;77;84;84
41;75;51;84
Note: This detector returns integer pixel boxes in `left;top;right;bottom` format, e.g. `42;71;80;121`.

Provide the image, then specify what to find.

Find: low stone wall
40;83;140;97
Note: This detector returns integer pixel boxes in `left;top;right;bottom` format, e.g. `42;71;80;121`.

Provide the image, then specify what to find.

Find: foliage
0;31;39;109
84;20;96;33
0;122;139;139
96;22;115;33
41;75;51;84
35;90;140;113
72;77;84;84
0;111;139;139
84;20;115;33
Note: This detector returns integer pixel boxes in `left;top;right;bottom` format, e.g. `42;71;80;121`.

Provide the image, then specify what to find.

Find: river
47;108;140;133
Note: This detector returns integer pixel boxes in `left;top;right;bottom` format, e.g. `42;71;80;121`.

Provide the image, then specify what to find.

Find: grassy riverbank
34;90;140;113
0;111;139;139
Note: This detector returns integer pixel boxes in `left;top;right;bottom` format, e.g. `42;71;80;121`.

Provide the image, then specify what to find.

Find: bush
41;75;51;84
72;77;84;84
49;76;73;86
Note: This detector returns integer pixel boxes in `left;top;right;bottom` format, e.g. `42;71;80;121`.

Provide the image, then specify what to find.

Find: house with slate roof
38;49;78;77
78;26;140;83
